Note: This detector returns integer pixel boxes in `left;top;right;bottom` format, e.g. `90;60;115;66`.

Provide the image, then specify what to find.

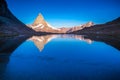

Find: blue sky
6;0;120;28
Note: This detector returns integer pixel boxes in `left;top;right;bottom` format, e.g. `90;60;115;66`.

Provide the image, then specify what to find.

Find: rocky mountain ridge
0;0;36;36
27;13;94;33
27;14;61;33
1;0;119;36
71;17;120;35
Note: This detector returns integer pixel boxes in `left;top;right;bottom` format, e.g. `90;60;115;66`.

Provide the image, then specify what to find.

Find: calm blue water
0;35;120;80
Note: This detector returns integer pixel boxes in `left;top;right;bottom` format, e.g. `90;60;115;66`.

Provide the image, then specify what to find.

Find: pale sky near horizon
6;0;120;28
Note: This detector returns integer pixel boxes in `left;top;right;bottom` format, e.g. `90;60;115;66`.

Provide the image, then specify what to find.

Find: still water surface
0;35;120;80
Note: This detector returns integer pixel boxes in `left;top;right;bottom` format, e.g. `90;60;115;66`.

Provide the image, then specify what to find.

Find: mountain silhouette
0;0;37;36
71;17;120;35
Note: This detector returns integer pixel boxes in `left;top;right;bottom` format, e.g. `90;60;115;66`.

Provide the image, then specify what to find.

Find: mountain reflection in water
28;35;93;51
0;34;120;80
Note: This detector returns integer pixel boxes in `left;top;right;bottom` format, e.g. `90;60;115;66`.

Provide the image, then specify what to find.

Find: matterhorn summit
28;13;60;33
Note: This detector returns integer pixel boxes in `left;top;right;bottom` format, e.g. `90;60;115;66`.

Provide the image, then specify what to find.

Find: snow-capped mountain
27;13;61;33
67;22;94;33
27;13;95;33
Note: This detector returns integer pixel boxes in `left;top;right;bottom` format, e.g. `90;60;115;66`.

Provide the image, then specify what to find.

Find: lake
0;34;120;80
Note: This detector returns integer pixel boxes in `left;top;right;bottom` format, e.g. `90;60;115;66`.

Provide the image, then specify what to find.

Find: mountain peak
33;13;44;26
86;21;94;25
82;21;94;27
38;13;43;18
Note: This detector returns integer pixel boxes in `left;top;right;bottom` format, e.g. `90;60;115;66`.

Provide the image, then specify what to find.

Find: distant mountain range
66;22;94;33
28;13;120;35
27;13;94;33
71;17;120;35
0;0;120;36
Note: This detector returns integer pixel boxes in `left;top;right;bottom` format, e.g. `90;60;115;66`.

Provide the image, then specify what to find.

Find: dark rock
71;17;120;35
0;0;36;36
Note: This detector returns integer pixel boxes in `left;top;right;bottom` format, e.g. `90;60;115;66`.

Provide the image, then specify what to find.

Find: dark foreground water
0;35;120;80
